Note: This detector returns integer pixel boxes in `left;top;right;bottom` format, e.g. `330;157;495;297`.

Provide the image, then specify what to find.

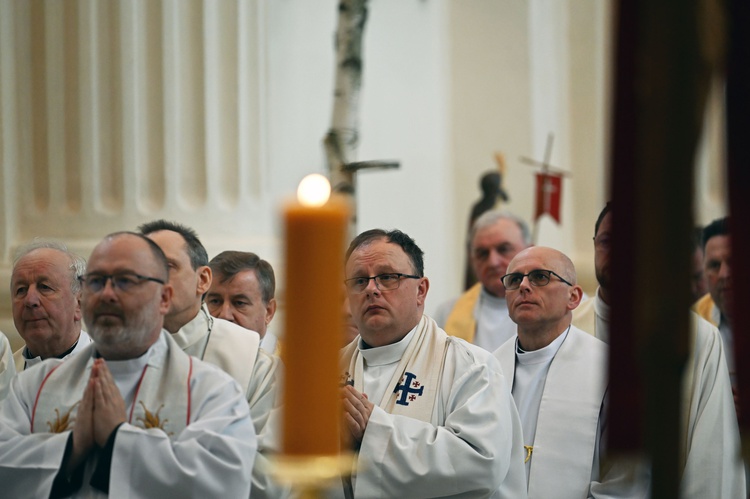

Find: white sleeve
247;349;292;499
680;325;746;498
354;343;526;498
110;366;256;498
0;365;70;498
0;332;16;401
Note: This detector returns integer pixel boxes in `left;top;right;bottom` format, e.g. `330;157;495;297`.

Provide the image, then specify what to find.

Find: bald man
494;246;609;498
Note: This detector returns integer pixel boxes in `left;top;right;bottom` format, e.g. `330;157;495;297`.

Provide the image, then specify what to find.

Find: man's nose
23;286;41;307
518;275;533;292
364;278;381;295
218;303;235;321
488;249;505;266
99;278;119;301
719;260;731;279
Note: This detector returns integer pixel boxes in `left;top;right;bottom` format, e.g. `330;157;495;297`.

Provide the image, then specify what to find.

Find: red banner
534;173;562;223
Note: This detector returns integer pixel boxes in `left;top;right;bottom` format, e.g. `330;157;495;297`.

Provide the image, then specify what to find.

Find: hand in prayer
68;377;96;473
341;385;374;444
90;359;127;447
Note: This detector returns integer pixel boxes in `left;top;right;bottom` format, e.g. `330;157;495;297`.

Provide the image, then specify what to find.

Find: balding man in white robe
494;246;608;498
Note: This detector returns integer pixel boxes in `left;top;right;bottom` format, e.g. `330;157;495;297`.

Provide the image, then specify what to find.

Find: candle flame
297;174;332;207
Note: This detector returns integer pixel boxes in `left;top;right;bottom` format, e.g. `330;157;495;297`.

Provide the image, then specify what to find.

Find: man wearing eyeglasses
339;229;526;498
139;220;284;499
434;210;531;352
9;240;93;372
572;205;745;497
0;232;255;497
493;246;609;497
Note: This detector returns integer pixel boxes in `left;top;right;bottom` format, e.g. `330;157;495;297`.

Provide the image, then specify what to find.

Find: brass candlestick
270;453;356;499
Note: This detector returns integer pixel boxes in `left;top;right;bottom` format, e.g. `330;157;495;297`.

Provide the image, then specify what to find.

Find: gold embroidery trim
135;401;172;435
47;402;80;433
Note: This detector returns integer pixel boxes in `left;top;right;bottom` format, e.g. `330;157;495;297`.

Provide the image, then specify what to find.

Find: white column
0;0;270;346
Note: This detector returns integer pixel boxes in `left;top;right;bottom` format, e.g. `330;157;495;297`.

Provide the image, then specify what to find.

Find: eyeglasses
500;269;573;290
344;273;420;293
78;273;165;293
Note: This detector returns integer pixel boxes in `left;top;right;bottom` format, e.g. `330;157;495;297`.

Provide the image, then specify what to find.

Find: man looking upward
495;246;608;497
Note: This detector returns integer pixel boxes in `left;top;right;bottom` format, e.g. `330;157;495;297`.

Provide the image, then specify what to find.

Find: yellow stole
443;283;482;343
693;293;718;327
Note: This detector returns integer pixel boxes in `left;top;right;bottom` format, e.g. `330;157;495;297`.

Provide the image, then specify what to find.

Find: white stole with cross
340;315;450;422
31;331;192;439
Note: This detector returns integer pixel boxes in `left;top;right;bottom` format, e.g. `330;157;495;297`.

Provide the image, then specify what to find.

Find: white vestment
0;331;255;498
572;292;746;498
338;315;527;499
0;331;15;401
172;305;284;499
434;287;517;351
495;325;608;499
14;330;93;372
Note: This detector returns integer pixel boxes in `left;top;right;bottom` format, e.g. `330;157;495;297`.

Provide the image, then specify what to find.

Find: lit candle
282;174;349;456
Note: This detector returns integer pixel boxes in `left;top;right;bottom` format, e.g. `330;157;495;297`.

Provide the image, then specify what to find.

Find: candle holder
269;453;357;499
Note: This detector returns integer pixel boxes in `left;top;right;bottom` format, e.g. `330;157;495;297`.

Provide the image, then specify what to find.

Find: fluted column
0;0;270;345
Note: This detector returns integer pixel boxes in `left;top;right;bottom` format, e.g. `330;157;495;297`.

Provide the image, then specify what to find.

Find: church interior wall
0;0;727;349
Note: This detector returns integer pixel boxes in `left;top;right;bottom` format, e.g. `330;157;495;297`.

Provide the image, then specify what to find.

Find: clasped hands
68;358;127;472
341;385;374;445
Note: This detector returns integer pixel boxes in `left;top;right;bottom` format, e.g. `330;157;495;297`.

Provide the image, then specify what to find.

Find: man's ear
265;298;277;325
197;265;212;296
568;285;584;311
73;291;82;322
416;277;430;307
160;284;174;314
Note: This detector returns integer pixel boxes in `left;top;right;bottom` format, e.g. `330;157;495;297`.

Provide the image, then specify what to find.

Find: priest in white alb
339;229;526;498
139;220;283;498
572;204;745;497
10;241;93;372
0;232;255;497
494;246;608;498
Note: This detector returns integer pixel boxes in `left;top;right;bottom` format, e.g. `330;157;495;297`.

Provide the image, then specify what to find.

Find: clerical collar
358;326;417;367
24;338;78;361
515;326;570;364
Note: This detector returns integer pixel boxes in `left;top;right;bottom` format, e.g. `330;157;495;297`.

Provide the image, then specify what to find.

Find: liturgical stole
31;333;192;439
341;315;450;422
